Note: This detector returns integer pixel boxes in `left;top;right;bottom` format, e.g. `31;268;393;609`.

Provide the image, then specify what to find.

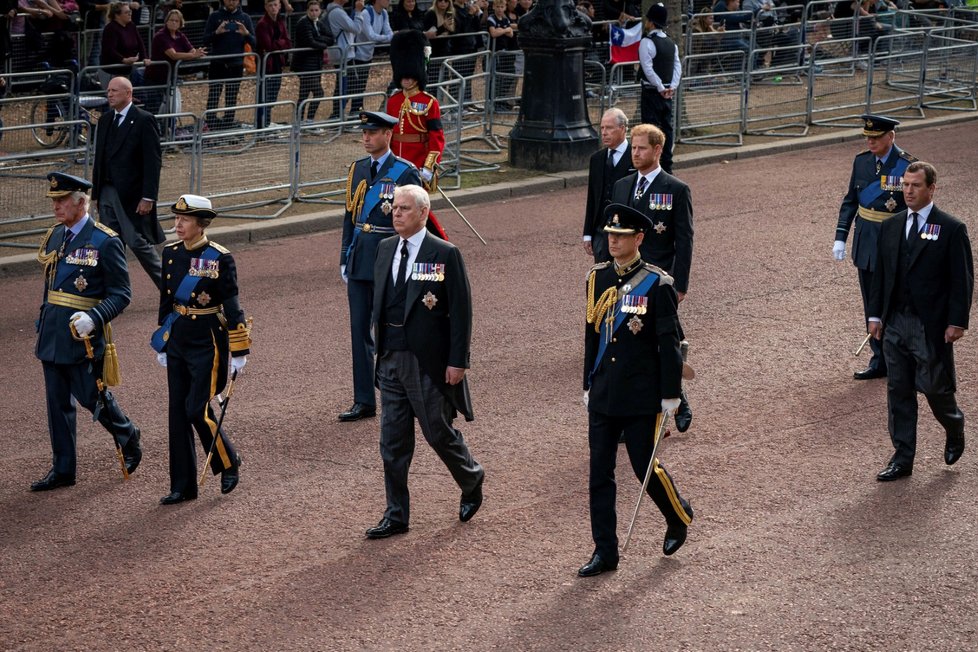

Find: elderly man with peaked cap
578;202;694;577
31;172;143;491
338;111;423;422
153;193;252;504
834;114;917;381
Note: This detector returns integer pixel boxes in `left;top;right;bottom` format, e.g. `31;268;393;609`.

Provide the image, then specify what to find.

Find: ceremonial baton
434;184;488;246
70;318;128;480
199;370;237;486
854;332;872;356
621;410;670;553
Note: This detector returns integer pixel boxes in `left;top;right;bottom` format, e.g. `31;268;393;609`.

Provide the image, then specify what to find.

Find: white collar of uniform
651;28;666;36
610;139;627;159
639;166;663;187
116;102;133;121
402;226;427;252
908;203;934;223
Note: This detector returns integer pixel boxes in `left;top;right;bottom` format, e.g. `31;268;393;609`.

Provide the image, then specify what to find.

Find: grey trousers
883;308;964;465
98;185;162;289
377;350;483;525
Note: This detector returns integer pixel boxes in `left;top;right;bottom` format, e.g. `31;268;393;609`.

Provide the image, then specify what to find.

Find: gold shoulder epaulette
644;262;674;285
94;222;119;237
209;242;230;254
586;261;611;278
900;150;918;162
856;149;871;157
166;241;181;250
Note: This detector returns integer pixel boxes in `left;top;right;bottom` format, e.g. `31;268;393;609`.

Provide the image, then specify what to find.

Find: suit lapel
614;145;632;176
109;110;136;156
404;235;437;320
907;208;941;270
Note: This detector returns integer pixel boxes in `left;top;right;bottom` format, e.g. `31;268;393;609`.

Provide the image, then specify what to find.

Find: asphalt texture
2;119;978;650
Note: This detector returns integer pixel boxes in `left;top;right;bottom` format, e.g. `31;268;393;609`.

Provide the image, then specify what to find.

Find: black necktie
370;160;379;182
395;239;409;289
116;112;124;127
60;229;74;256
875;159;882;175
605;149;615;175
634;176;648;203
908;212;919;242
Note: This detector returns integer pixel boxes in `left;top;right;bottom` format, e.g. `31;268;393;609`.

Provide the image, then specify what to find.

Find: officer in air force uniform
32;172;142;491
834;114;917;380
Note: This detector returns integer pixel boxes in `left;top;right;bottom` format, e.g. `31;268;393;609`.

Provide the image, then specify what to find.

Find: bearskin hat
390;29;429;91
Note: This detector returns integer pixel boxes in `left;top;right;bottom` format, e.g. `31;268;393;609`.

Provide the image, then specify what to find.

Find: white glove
231;356;248;374
340;264;348;284
661;398;681;415
70;311;95;336
582;390;589;409
832;240;846;261
421;167;433;182
156;352;168;368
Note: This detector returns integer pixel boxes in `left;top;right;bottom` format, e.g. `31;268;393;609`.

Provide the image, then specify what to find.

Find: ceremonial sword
433;165;488;245
621;409;671;553
199;370;237;487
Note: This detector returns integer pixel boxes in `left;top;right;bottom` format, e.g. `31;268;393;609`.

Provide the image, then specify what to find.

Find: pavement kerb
2;111;975;278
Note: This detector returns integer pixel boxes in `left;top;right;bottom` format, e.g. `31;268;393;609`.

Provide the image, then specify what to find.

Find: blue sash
151;247;220;353
588;269;659;386
858;155;911;209
347;159;412;264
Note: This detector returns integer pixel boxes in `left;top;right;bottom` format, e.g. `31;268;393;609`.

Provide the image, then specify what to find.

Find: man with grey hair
31;172;142;492
583;108;634;263
364;183;485;539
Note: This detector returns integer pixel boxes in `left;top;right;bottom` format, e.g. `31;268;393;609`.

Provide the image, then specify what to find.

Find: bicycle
29;64;107;149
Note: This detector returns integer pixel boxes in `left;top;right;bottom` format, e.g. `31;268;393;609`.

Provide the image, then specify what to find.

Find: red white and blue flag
609;22;642;63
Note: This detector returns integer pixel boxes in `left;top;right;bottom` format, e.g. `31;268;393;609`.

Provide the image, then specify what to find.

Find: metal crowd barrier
677;51;746;147
808;37;872;128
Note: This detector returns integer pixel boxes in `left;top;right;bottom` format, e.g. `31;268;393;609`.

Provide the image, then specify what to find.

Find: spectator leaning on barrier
486;0;516;110
255;0;291;127
355;0;393;111
712;0;751;56
450;0;481;110
23;0;79;67
423;0;454;58
147;9;206;113
203;0;256;129
101;2;151;81
325;0;366;119
743;0;801;68
391;0;424;31
293;0;330;123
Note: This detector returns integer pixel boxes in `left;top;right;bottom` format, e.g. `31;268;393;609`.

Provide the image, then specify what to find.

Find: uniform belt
857;206;897;223
173;304;221;316
385;322;405;327
354;223;395;234
392;133;425;143
46;290;100;310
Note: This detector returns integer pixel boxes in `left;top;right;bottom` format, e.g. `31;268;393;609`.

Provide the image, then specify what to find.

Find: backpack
321;4;340;47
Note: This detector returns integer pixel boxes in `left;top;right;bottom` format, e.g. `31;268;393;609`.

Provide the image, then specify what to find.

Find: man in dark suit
611;122;694;432
364;184;485;539
339;111;422;422
92;76;164;290
583;107;634;263
868;162;973;482
579;202;692;577
31;172;142;492
834;115;917;381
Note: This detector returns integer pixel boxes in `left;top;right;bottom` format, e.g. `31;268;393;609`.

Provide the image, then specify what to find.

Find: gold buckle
362;223;372;233
174;305;189;316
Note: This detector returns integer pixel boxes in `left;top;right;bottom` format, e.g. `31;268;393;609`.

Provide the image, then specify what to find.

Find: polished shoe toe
30;470;76;492
854;366;886;380
459;477;484;522
221;455;242;494
160;491;197;505
338;403;377;422
675;393;692;433
945;435;965;466
123;430;143;475
365;518;409;539
663;523;689;556
578;552;618;577
876;461;913;481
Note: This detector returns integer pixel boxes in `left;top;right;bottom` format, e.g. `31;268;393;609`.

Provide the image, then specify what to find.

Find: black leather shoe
663;523;689;556
30;469;76;492
945;434;965;466
123;428;142;475
365;518;409;539
577;552;618;577
459;476;484;522
338;403;377;422
854;366;886;380
876;461;913;481
675;391;692;433
160;491;197;505
221;455;241;494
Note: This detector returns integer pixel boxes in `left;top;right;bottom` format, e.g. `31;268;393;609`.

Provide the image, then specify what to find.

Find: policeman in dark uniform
153;194;251;504
638;3;681;174
834;114;917;380
579;203;694;577
339;111;422;422
32;172;142;491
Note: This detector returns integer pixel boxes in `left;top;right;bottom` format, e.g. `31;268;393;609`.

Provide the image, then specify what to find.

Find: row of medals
412;263;445;282
620;294;648;315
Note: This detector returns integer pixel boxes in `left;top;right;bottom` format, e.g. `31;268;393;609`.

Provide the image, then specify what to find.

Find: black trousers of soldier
857;266;887;374
42;360;137;476
640;87;674;174
588;411;690;560
165;339;238;496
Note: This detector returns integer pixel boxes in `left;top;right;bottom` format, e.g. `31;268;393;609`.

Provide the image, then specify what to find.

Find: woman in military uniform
153;194;251;505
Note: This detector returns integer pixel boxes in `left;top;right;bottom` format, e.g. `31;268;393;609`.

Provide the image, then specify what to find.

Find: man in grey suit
364;184;485;539
868;161;974;482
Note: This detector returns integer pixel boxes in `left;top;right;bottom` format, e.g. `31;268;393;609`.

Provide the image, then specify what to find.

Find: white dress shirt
391;227;427;283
